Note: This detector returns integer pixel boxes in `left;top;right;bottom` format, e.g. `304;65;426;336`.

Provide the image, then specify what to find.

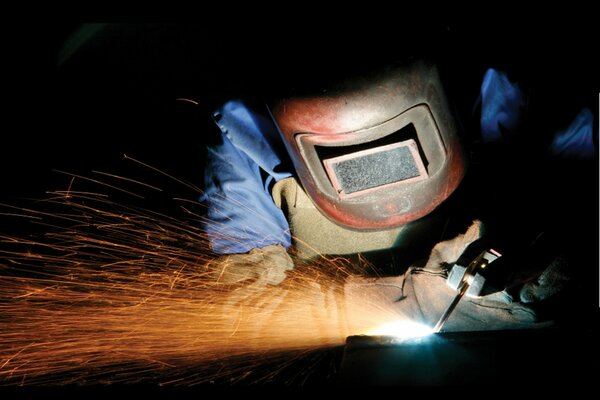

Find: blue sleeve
199;100;293;254
480;68;596;159
549;108;596;159
480;68;527;143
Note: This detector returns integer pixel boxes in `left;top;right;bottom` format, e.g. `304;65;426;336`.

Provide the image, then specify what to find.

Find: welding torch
433;239;503;333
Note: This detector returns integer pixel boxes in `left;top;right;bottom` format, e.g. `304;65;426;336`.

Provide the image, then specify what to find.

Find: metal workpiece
339;328;592;385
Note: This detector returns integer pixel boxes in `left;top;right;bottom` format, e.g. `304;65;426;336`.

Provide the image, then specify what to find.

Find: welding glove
217;258;352;350
422;220;484;273
519;255;571;304
208;244;294;286
343;220;551;334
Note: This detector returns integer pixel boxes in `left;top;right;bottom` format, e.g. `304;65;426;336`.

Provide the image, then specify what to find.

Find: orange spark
0;169;405;386
175;98;199;106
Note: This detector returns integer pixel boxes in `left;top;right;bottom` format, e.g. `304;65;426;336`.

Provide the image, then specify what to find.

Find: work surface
339;326;596;386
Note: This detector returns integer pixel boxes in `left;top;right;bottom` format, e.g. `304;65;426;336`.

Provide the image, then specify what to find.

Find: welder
199;54;596;333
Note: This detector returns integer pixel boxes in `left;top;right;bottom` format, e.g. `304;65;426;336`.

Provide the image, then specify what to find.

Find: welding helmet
268;59;466;230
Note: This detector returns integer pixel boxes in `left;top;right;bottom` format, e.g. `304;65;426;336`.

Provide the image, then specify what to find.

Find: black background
1;19;596;200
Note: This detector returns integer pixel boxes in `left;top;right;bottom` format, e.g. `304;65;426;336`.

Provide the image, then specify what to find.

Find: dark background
1;20;596;202
0;19;598;387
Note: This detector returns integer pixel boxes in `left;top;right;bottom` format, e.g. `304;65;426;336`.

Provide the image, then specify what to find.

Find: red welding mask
268;59;466;230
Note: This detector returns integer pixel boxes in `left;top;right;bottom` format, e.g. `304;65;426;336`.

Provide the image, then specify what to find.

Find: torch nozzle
433;249;491;333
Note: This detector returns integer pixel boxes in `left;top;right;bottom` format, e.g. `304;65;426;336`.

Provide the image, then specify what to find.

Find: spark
92;171;163;192
0;169;408;386
122;155;201;193
175;98;199;106
51;169;146;199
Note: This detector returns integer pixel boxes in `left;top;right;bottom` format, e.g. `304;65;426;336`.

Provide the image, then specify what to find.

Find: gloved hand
208;244;294;286
215;258;351;350
343;220;550;334
215;222;551;348
423;220;484;273
519;255;570;304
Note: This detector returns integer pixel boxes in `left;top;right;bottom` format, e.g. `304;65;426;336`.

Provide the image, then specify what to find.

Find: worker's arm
199;99;293;255
208;243;294;285
480;68;596;158
220;221;546;344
